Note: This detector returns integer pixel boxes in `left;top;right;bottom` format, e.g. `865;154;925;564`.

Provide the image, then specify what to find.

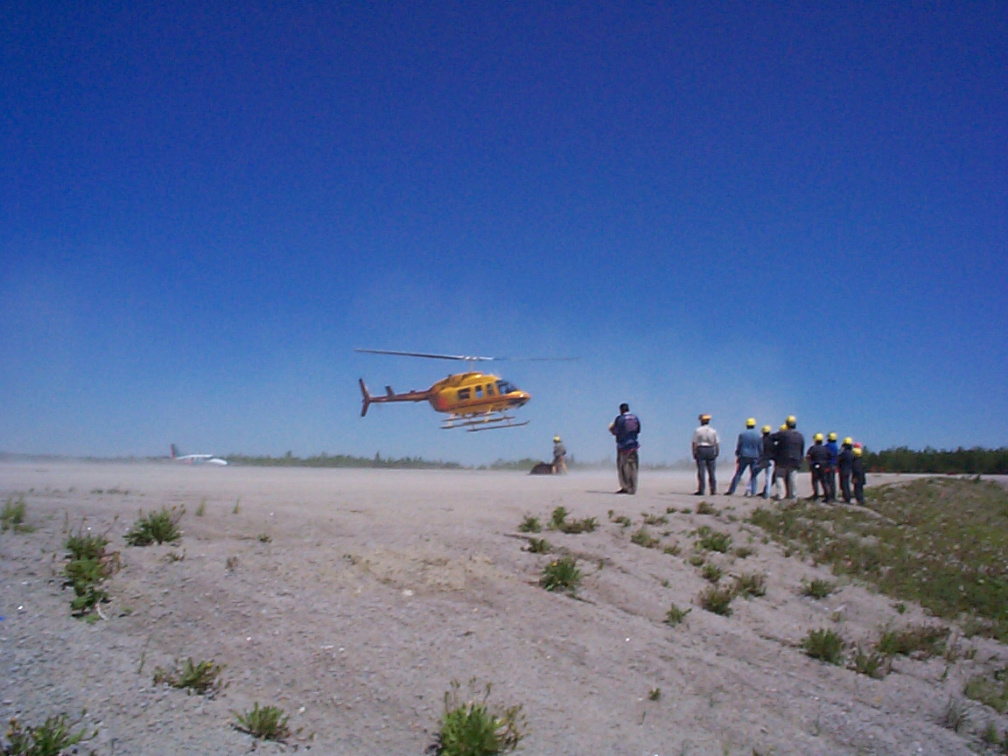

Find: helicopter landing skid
441;413;530;432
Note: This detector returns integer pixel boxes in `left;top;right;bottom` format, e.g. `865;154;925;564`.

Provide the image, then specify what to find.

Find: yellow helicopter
357;348;568;431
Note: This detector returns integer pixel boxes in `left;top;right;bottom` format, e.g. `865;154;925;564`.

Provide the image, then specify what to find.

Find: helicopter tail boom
359;378;432;416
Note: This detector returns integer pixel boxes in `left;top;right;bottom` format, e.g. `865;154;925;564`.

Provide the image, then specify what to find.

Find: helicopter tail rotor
358;378;373;417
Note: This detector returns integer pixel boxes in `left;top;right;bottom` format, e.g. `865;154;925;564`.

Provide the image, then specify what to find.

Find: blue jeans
694;447;717;494
727;457;757;495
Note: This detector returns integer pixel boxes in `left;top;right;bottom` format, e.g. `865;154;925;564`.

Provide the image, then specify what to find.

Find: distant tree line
862;446;1008;475
225;451;463;470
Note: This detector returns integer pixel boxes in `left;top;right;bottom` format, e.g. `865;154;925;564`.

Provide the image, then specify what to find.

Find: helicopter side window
457;388;471;400
475;386;484;398
496;380;514;395
486;383;495;396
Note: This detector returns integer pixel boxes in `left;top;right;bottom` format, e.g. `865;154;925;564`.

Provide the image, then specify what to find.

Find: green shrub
62;529;117;617
233;702;290;742
431;680;525;756
696;501;717;515
548;506;568;530
803;628;845;665
125;506;184;546
64;530;109;562
540;556;581;595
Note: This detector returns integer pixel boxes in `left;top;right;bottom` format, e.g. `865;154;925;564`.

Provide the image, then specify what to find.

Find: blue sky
2;2;1006;465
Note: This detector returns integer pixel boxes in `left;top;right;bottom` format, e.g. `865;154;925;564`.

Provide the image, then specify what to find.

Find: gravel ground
2;461;1006;755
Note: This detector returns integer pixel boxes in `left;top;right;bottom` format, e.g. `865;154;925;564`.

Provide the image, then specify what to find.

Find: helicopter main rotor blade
355;348;497;362
356;348;578;363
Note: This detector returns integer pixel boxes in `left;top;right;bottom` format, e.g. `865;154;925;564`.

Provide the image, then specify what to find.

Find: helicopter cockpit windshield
496;380;517;395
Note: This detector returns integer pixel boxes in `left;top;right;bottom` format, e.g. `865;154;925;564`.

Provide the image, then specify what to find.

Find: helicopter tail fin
359;379;373;417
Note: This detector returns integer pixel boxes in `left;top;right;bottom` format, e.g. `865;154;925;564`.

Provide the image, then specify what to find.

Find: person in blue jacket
610;403;641;494
726;418;762;496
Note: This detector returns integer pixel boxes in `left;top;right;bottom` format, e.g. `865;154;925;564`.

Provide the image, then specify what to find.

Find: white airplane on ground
170;444;228;466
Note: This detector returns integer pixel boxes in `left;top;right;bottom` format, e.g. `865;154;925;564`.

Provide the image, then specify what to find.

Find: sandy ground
2;461;1007;755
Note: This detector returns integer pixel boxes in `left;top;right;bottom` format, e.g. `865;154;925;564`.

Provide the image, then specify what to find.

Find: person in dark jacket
772;416;804;500
852;446;867;505
610;403;641;494
823;432;839;502
837;437;855;503
726;418;762;496
752;425;775;499
806;434;831;502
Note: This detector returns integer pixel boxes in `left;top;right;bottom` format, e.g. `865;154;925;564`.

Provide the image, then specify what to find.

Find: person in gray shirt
692;414;720;495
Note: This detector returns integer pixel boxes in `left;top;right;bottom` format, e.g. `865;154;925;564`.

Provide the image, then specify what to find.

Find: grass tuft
233;702;290;742
2;711;94;756
153;657;226;696
874;625;950;659
1;495;31;533
125;506;184;546
801;578;836;599
848;645;891;679
540;556;581;595
734;572;767;598
697;528;732;553
630;527;660;549
431;679;525;756
803;628;845;665
664;602;691;626
517;515;541;533
526;538;551;554
697;585;734;616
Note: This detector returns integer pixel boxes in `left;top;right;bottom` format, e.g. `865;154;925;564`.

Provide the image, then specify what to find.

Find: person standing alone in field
692;414;720;496
552;435;567;474
610;403;641;494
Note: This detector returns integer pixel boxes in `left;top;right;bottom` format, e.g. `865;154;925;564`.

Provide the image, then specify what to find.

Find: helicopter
356;348;569;431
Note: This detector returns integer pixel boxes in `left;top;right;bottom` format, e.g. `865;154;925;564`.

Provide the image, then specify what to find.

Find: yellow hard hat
828;432;837;441
814;433;824;442
746;418;756;428
786;415;797;427
780;424;787;431
853;447;863;457
762;425;771;434
699;413;711;422
843;436;853;446
553;436;561;443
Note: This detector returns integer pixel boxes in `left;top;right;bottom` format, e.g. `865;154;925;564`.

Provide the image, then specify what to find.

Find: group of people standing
598;404;866;505
696;414;867;505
